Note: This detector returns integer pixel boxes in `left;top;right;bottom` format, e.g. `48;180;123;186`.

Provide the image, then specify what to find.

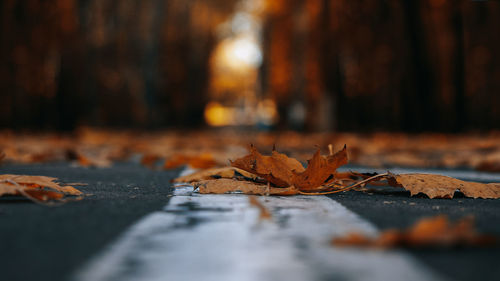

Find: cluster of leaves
1;130;500;172
333;215;496;249
174;145;500;199
173;145;500;249
0;175;83;204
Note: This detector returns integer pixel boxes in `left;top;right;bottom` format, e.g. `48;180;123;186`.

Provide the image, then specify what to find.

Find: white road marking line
73;182;449;281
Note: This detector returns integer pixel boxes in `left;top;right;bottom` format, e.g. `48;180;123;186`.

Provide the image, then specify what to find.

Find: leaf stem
299;173;389;195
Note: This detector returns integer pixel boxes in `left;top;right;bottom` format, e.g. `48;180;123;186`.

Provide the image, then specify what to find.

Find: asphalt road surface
1;163;499;281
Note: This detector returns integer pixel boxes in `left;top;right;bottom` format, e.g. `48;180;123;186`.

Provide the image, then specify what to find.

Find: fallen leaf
332;215;496;248
193;179;299;195
231;145;305;187
312;172;500;199
173;167;259;183
291;145;348;190
249;196;272;220
0;174;83;204
231;145;347;190
387;173;500;199
178;146;500;199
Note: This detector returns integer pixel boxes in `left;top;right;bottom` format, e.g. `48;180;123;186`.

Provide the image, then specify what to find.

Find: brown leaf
388;173;500;199
291;145;348;190
231;145;305;187
326;172;500;199
0;174;83;204
332;215;497;248
173;167;259;183
193;179;299;195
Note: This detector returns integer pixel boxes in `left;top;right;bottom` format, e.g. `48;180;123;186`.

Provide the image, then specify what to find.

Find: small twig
299;173;389;195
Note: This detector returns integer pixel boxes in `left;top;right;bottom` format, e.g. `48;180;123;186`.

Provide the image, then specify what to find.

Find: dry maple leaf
332;215;496;248
193;179;298;195
0;174;83;204
291;145;348;190
230;145;305;187
310;172;500;199
173;167;259;183
174;145;499;199
231;145;347;190
387;173;500;199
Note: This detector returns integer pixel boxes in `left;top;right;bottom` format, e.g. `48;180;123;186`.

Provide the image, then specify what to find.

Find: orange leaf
173;166;259;183
389;173;500;199
231;145;305;187
231;145;347;191
0;174;83;204
292;145;348;190
193;179;298;195
332;215;496;248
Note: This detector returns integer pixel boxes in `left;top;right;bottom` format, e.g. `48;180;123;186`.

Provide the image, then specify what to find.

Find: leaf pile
0;174;83;204
230;145;348;190
175;146;500;199
332;215;496;248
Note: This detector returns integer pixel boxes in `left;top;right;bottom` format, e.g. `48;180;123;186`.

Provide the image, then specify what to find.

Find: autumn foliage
175;145;500;199
0;175;82;204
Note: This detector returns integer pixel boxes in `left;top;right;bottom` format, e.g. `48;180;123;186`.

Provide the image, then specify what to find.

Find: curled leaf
231;145;347;190
193;179;299;195
173;166;259;183
388;173;500;199
231;145;305;187
0;174;83;204
292;145;348;190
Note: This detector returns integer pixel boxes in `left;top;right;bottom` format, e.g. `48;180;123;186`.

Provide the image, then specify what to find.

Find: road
0;163;499;281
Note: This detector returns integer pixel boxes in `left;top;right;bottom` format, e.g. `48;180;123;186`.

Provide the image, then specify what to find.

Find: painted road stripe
73;181;449;281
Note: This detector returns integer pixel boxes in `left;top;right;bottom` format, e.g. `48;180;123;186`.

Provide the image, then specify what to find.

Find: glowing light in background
205;100;278;127
205;0;276;128
217;35;262;72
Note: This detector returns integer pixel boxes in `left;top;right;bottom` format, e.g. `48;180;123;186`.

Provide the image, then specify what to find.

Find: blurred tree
0;0;498;131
